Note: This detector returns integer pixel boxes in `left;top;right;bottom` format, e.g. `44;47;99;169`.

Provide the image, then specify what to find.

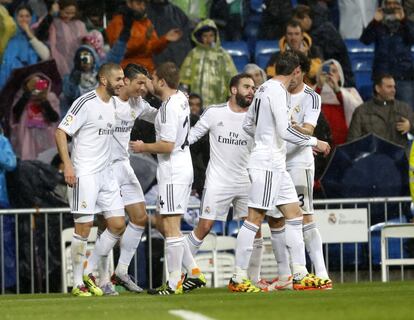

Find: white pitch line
169;309;217;320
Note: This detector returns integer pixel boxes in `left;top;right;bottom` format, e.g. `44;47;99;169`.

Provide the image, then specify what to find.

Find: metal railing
0;196;412;294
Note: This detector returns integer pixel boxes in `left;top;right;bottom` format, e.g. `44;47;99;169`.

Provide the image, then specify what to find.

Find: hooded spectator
180;19;238;106
0;4;50;89
10;72;60;160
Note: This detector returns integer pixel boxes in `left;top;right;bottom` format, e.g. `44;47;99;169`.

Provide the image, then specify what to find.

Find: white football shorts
248;168;299;212
200;183;249;221
68;166;124;222
158;183;191;215
111;159;145;206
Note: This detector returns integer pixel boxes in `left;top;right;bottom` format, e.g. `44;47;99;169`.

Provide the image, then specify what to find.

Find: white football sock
270;227;291;278
96;229;110;285
166;236;184;290
285;217;307;278
182;238;200;277
303;222;329;279
115;222;145;276
71;233;88;287
233;221;259;283
185;231;203;256
247;238;263;283
84;229;120;276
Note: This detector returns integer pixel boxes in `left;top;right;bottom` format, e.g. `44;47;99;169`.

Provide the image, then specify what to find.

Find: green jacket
347;97;414;148
179;19;237;107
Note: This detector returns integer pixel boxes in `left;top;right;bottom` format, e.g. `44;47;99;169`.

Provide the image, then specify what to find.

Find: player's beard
106;81;119;97
236;93;252;108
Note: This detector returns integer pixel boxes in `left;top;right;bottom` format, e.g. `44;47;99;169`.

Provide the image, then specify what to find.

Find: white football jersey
286;85;321;169
189;102;252;187
243;79;317;170
154;90;193;185
111;96;158;162
58;90;115;177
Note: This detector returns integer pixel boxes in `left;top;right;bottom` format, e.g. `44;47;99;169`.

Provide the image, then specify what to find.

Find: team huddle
55;50;332;297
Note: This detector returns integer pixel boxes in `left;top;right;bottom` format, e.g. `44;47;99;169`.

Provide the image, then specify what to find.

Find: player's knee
303;214;313;224
268;217;285;229
130;213;148;227
74;221;93;238
107;218;126;235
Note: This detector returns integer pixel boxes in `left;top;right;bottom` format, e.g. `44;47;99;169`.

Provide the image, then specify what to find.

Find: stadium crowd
0;0;413;295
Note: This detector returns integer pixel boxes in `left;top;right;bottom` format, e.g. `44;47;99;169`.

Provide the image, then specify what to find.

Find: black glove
40;100;59;123
119;9;135;41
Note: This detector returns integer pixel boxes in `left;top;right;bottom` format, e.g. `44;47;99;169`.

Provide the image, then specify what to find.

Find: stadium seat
250;0;264;13
260;223;278;280
411;45;414;61
212;220;225;235
255;40;279;70
195;233;218;288
227;219;242;237
345;39;375;69
61;227;114;293
215;236;237;287
221;41;250;72
353;59;373;101
381;224;414;282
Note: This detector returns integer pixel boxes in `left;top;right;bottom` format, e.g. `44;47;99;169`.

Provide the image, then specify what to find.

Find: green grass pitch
0;282;412;320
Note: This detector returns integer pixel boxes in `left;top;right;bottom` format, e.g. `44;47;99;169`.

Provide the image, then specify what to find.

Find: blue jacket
360;19;414;80
0;131;17;208
0;24;40;89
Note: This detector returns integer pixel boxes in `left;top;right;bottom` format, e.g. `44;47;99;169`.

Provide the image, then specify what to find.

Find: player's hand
396;117;410;134
313;140;331;157
130;140;145;153
374;8;384;22
64;163;76;187
165;28;182;42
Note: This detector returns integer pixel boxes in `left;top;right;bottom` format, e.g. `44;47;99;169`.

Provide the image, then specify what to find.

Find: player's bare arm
130;139;174;154
55;128;76;187
291;122;315;136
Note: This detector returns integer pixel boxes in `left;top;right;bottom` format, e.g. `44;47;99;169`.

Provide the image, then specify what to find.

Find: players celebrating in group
56;50;332;297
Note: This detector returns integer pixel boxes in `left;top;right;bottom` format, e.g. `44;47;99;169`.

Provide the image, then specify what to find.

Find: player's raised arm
188;110;210;145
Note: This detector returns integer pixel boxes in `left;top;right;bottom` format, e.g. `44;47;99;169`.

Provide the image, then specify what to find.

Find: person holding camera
10;73;60;160
360;0;414;111
315;59;363;146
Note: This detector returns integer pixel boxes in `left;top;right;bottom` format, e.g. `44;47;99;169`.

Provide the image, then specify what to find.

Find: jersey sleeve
158;103;180;143
58;97;88;136
189;109;211;144
139;99;158;123
303;90;321;127
270;90;317;147
243;102;256;137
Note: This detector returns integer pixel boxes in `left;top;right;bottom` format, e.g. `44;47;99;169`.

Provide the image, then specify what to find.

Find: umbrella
129;153;157;193
320;133;409;198
0;60;62;121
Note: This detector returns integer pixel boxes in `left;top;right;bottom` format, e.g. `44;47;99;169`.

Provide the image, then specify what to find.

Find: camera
80;52;93;65
32;79;49;95
322;64;330;74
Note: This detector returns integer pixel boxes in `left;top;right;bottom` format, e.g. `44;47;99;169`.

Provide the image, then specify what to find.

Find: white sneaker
267;276;293;291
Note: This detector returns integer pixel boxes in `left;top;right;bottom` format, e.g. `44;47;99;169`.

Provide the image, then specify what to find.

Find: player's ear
124;77;131;86
230;86;237;95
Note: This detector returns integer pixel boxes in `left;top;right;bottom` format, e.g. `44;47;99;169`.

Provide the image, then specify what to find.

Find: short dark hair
98;63;122;82
276;51;300;76
124;63;150;80
155;62;180;89
373;73;394;93
58;0;78;9
15;4;33;16
285;20;303;33
189;93;203;103
229;73;254;91
292;4;312;20
295;50;311;74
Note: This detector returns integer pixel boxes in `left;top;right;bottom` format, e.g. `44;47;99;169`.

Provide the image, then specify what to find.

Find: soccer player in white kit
185;74;264;289
96;64;158;294
130;62;203;295
228;51;331;292
55;63;126;297
266;52;332;291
